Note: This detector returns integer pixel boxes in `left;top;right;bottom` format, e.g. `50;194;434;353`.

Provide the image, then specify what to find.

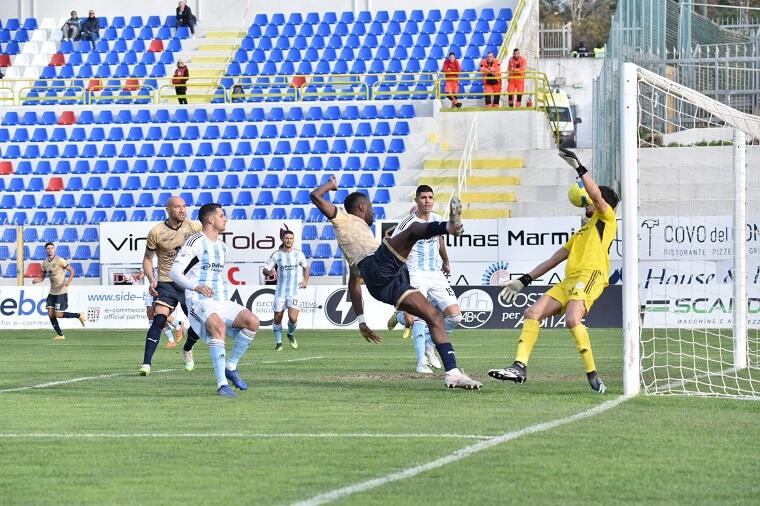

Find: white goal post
621;62;760;399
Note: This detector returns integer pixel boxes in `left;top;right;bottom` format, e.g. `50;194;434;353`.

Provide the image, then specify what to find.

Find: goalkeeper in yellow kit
488;148;619;393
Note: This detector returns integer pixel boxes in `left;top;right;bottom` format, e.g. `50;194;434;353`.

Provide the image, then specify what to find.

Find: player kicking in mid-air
488;148;619;393
139;271;184;349
139;196;201;376
310;176;481;390
33;242;85;340
170;203;260;397
262;228;309;351
386;185;461;374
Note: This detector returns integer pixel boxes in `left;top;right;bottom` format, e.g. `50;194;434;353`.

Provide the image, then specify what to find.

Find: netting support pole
733;128;747;370
621;62;640;396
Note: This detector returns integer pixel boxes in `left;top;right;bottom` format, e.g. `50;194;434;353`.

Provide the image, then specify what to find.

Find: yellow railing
498;0;526;61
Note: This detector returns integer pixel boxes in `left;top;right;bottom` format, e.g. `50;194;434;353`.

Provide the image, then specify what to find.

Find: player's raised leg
225;309;259;391
488;293;562;384
398;292;481;390
384;197;464;260
566;300;606;393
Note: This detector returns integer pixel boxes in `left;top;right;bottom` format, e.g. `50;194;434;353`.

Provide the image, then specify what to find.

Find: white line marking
0;432;490;440
290;395;632;506
0;356;324;394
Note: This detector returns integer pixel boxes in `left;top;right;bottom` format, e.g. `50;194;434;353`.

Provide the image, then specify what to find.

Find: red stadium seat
124;78;140;91
46;177;64;191
58;110;76;125
24;263;42;279
0;161;12;175
87;79;103;92
148;39;164;52
0;54;11;67
49;52;66;66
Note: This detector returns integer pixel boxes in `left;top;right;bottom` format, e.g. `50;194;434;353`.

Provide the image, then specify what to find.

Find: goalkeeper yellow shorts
545;270;607;314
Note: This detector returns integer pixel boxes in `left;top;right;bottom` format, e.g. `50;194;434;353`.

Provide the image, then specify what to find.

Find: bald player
139;196;202;376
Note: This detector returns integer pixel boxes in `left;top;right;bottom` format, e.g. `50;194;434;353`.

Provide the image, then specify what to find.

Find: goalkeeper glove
499;274;533;303
559;147;588;177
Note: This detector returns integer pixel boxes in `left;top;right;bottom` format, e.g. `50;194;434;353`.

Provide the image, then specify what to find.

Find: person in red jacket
507;48;529;107
441;52;462;108
480;52;502;107
172;60;189;104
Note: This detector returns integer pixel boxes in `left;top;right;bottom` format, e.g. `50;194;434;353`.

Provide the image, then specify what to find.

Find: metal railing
444;116;478;220
540;22;573;58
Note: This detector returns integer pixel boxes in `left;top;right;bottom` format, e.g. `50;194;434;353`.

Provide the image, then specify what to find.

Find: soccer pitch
1;329;758;505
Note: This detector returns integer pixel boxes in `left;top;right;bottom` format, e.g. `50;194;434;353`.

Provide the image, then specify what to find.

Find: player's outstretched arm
309;176;339;220
500;247;569;302
558;148;608;213
348;272;381;343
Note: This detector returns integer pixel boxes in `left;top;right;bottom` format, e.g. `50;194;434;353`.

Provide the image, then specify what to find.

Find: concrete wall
537;57;602;149
0;0;515;28
434;109;555;150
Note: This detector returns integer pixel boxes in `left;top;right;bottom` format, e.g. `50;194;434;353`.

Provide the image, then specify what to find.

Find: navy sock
434;342;458;371
183;326;200;352
49;317;63;336
423;221;449;239
143;314;166;365
62;312;79;318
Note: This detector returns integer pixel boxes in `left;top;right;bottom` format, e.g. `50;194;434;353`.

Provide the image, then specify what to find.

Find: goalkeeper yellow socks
570;324;597;373
514;319;540;365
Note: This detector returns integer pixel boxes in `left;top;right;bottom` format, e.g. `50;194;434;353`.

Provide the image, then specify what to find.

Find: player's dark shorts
46;293;68;311
153;281;187;312
358;242;417;308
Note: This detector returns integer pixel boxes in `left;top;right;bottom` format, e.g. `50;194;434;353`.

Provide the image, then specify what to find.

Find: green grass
0;329;758;505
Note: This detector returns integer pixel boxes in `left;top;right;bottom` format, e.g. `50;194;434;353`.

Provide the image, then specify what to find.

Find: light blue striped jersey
391;212;443;272
173;232;230;302
266;248;308;298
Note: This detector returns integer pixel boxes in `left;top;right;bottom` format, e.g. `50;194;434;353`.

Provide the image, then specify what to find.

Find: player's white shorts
187;298;246;342
273;296;299;312
410;271;457;312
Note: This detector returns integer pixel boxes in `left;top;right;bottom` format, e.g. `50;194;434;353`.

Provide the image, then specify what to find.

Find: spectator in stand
442;52;462;108
480;52;501;108
80;10;100;49
61;11;81;41
173;60;189;104
176;1;197;36
507;48;528;107
573;40;590;58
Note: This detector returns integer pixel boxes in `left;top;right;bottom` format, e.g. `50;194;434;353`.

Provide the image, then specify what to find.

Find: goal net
621;64;760;399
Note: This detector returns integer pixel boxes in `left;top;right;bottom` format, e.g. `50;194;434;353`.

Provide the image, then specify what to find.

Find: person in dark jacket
173;60;190;104
61;11;81;41
176;1;197;35
80;10;100;49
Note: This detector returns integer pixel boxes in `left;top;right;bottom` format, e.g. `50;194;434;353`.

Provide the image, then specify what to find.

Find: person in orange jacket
507;48;528;107
441;52;463;108
480;52;502;107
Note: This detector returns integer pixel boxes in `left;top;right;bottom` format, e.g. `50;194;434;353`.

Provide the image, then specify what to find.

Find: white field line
290;395;632;506
0;356;324;394
0;432;490;440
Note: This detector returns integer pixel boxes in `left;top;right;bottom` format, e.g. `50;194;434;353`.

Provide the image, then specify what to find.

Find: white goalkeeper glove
499;274;533;303
558;147;588;177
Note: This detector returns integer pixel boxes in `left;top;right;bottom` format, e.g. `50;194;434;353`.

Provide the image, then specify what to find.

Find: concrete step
197;43;239;51
190;55;230;64
423;157;523;170
204;31;246;38
418;175;520;186
421;168;521;178
436;191;517;203
461;208;511;219
189;69;225;78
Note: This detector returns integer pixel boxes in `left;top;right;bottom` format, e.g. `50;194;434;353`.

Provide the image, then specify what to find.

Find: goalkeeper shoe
425;347;442;369
138;364;151;376
444;370;482;390
587;371;607;394
416;361;434;374
287;333;298;349
387;311;400;331
487;362;527;384
225;368;248;391
217;384;237;398
182;350;194;371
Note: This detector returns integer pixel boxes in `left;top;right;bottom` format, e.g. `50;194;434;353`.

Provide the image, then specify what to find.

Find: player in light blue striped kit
170;203;260;397
387;185;462;374
262;229;309;351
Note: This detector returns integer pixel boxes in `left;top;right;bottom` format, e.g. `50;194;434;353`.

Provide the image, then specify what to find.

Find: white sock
445;368;461;376
162;326;175;342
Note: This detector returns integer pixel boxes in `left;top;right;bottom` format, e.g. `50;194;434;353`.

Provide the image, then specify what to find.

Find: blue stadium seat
310;261;326;276
256;191;273;206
